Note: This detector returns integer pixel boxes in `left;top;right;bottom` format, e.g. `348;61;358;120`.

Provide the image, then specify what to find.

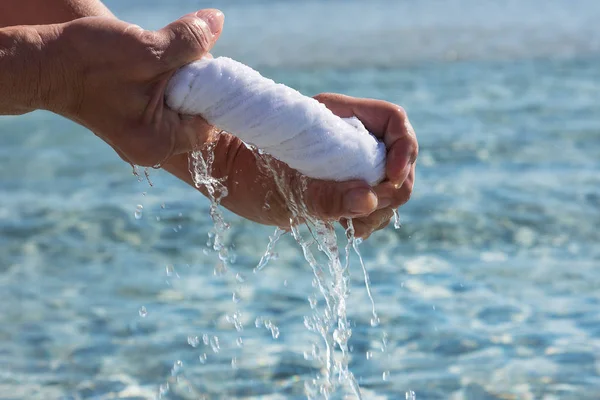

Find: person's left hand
164;93;417;239
315;93;418;238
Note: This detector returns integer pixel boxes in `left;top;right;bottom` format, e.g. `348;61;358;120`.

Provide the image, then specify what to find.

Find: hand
48;9;225;167
315;93;418;238
163;94;417;238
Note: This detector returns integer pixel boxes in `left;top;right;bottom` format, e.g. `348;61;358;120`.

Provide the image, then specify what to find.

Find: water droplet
158;383;169;398
370;316;380;327
382;371;390;381
393;208;402;229
214;262;227;276
263;320;280;339
209;336;220;353
202;334;209;345
138;306;147;317
171;360;183;376
187;336;199;348
134;204;143;220
232;291;241;303
381;331;389;352
166;264;175;277
236;337;244;347
271;326;280;339
199;353;207;364
231;357;238;369
161;203;166;209
366;351;373;360
406;390;416;400
142;191;147;196
235;273;246;283
283;279;288;287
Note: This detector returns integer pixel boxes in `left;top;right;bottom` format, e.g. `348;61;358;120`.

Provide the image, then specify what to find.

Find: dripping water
393;208;402;229
185;139;248;382
254;227;286;272
184;142;386;399
253;151;387;399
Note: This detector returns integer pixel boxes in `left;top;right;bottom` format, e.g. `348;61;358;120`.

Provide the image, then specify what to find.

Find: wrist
35;23;83;116
0;23;80;115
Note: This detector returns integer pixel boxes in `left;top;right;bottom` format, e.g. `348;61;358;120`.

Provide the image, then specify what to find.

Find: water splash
347;222;379;328
393;208;402;229
185;144;385;399
252;151;367;399
255;316;281;339
254;227;286;272
189;142;232;273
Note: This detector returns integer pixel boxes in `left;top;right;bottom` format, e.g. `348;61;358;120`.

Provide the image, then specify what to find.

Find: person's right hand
44;9;225;168
163;94;418;239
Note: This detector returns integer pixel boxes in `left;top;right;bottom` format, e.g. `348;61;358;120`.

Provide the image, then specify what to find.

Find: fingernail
344;188;378;215
196;9;224;36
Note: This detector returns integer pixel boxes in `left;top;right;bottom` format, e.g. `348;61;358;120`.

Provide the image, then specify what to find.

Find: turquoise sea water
2;0;600;398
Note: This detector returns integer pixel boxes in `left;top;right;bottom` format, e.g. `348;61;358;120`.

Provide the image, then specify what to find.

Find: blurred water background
1;0;600;398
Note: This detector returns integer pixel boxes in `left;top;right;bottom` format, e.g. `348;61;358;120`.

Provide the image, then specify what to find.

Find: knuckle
395;105;407;120
396;181;414;206
306;182;343;220
179;19;212;54
124;29;164;65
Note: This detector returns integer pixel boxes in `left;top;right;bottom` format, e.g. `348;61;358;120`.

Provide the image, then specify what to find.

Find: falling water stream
156;140;410;399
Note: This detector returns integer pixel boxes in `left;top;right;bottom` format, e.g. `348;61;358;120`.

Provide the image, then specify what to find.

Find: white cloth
166;57;386;185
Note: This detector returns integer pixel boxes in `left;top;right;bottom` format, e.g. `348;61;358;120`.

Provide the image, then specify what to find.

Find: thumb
157;9;224;71
303;180;378;221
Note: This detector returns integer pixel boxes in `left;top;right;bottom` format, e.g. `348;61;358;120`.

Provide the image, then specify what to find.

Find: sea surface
1;0;600;399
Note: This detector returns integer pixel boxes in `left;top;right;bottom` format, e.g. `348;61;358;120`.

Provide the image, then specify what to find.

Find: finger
314;93;418;186
373;165;415;209
303;179;378;221
349;208;394;239
155;9;224;72
386;133;417;184
313;93;411;144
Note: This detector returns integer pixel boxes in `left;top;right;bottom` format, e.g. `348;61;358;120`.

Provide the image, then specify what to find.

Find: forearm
0;24;73;115
0;0;113;28
0;0;113;115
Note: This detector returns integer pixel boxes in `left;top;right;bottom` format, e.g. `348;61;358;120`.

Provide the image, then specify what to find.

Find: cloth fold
166;57;386;185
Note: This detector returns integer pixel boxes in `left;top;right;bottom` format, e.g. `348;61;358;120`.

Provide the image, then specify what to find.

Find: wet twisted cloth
166;57;386;185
